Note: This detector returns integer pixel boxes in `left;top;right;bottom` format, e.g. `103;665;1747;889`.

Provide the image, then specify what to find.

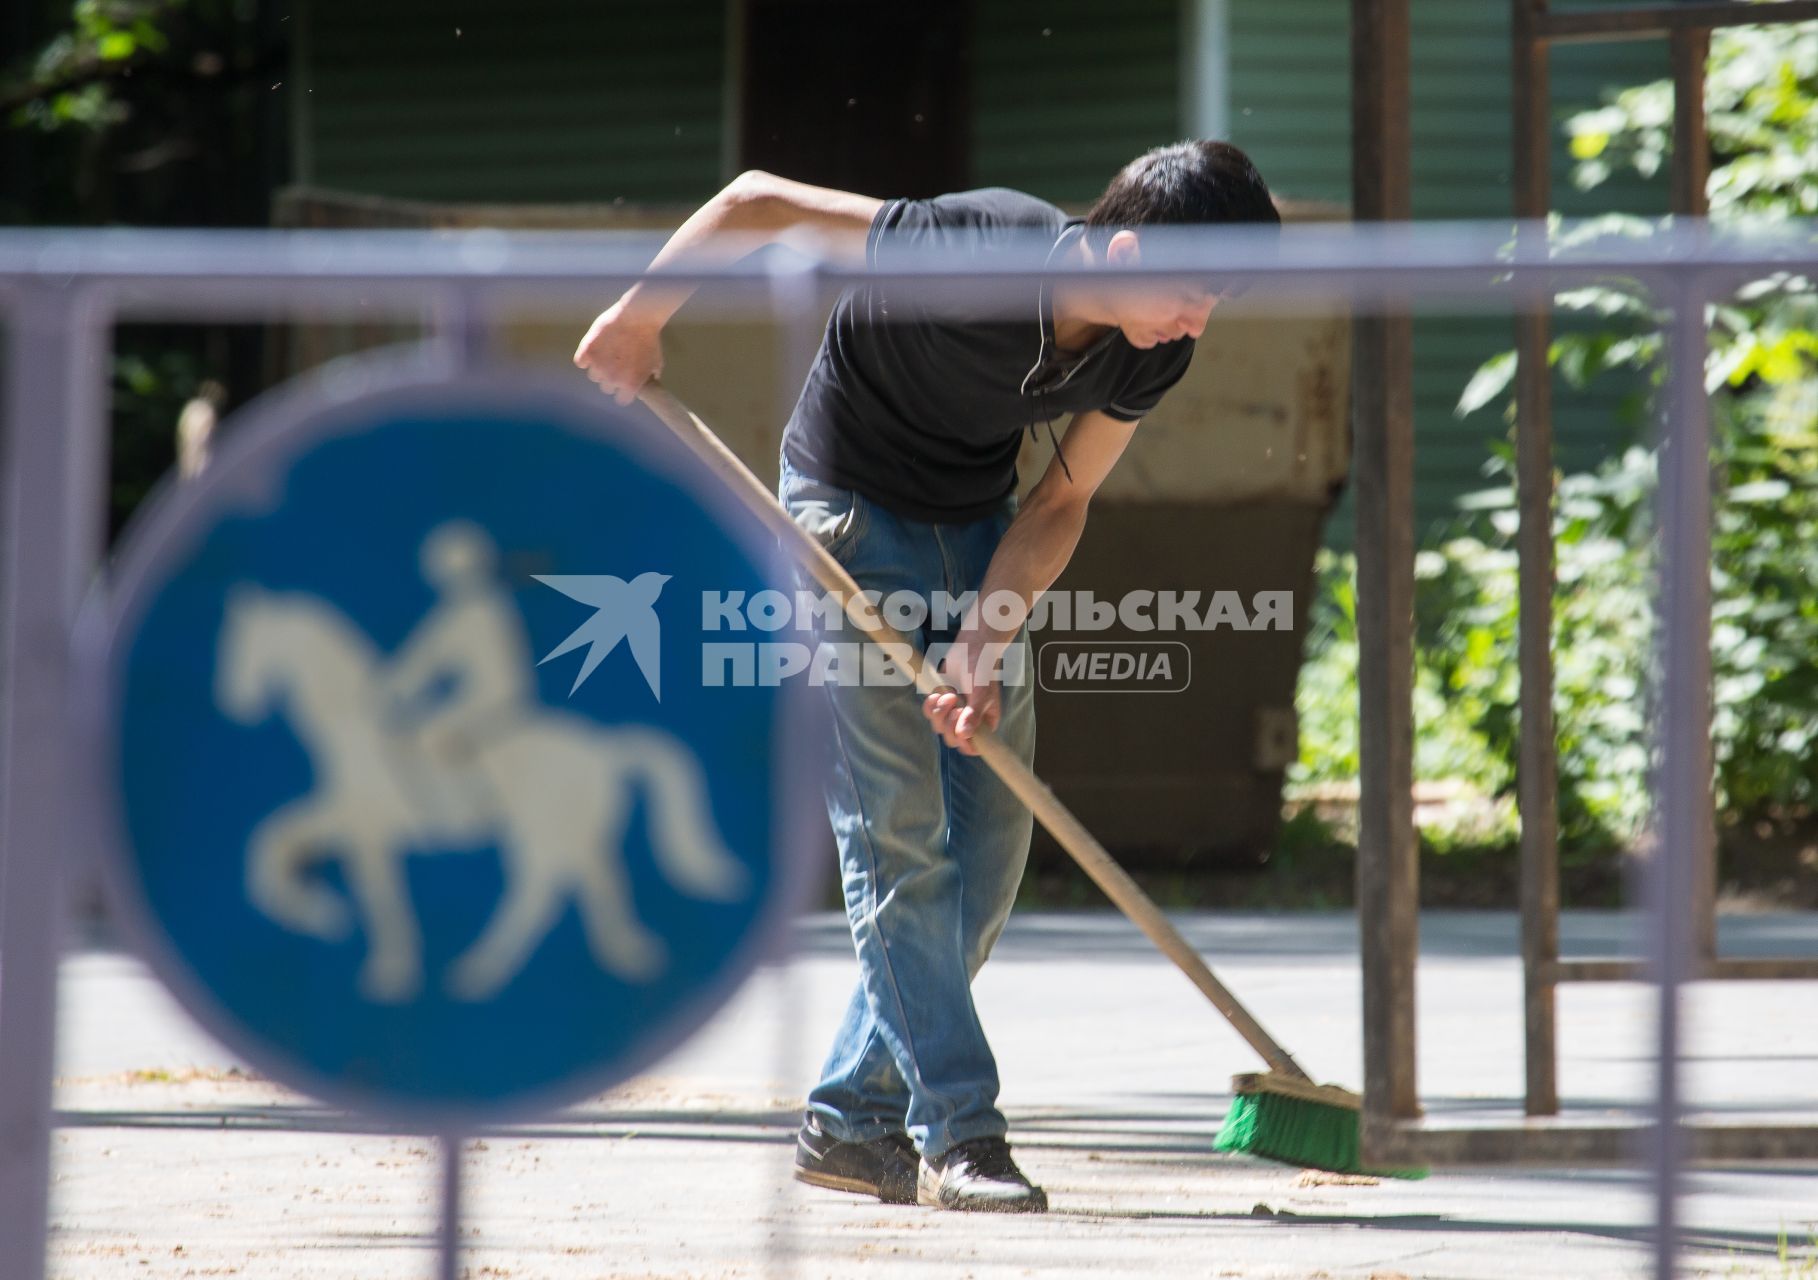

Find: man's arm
923;409;1141;755
574;171;884;403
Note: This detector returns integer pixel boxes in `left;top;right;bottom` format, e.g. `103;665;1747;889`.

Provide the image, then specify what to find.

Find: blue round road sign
80;359;813;1123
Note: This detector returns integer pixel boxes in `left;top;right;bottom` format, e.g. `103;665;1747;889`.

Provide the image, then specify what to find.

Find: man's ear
1105;228;1142;267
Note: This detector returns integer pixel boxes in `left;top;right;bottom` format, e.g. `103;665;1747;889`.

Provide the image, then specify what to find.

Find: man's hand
921;628;1008;757
917;412;1143;757
573;299;665;405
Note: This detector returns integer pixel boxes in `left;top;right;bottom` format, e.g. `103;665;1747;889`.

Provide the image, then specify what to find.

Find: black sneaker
793;1113;919;1205
917;1136;1048;1213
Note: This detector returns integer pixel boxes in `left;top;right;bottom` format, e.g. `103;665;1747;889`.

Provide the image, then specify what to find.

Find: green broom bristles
1213;1073;1427;1179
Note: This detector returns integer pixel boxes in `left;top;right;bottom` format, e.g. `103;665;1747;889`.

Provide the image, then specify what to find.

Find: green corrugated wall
299;0;727;203
296;0;1671;538
299;0;1186;207
1228;0;1669;541
970;0;1184;201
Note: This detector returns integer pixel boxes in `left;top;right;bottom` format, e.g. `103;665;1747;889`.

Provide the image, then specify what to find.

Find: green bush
1709;383;1818;813
1300;20;1818;858
1295;379;1818;854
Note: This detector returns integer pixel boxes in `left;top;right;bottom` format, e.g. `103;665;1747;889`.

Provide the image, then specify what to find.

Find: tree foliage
5;0;180;132
1457;22;1818;418
1297;22;1818;851
2;0;288;533
2;0;284;226
1570;22;1818;218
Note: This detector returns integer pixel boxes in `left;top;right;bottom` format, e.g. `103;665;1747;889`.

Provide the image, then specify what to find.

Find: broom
1214;1075;1421;1178
636;381;1419;1179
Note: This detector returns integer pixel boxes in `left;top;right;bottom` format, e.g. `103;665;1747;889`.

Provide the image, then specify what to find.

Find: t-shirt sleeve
1102;340;1196;422
864;190;1053;324
867;189;1051;271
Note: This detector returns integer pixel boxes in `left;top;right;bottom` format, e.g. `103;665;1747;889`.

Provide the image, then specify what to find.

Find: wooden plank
1367;1118;1818;1167
1351;0;1421;1128
1232;1072;1361;1111
1550;957;1818;983
1511;0;1561;1121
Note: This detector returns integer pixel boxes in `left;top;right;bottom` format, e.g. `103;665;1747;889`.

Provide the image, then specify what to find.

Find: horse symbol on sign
212;521;747;1004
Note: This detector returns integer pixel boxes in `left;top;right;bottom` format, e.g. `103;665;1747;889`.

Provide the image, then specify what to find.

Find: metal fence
1;217;1815;1279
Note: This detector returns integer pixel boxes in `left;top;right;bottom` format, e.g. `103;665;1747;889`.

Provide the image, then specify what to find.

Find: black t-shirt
780;188;1195;523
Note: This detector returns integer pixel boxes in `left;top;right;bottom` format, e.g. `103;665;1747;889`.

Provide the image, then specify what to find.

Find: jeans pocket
781;467;868;563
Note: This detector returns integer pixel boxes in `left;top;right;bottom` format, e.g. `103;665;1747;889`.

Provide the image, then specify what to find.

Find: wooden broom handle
636;382;1312;1084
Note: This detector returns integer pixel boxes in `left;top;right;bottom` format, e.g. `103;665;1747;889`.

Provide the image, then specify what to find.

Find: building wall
285;2;1678;856
272;184;1343;861
299;0;1188;206
298;0;1673;542
969;0;1184;201
1227;0;1671;541
297;0;729;203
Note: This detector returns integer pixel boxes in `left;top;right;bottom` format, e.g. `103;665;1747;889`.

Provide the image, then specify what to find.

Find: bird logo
533;572;671;700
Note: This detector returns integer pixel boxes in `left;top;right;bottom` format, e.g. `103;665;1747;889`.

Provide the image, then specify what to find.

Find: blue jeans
779;460;1036;1162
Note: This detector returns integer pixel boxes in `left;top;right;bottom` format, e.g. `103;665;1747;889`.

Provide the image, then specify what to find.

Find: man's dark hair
1084;140;1279;244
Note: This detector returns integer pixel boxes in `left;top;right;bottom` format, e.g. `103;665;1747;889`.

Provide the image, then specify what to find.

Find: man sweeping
574;140;1279;1213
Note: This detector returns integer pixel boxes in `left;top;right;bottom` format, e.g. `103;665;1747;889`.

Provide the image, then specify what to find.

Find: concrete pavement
43;911;1818;1278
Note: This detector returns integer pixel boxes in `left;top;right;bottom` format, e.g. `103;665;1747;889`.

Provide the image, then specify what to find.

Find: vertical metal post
437;1133;464;1280
764;960;802;1280
437;283;489;372
1351;0;1421;1138
763;255;822;1280
0;285;110;1280
1182;0;1232;142
1670;31;1712;222
718;0;750;185
1669;26;1717;970
1512;0;1562;1118
1651;275;1709;1280
431;286;478;1280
